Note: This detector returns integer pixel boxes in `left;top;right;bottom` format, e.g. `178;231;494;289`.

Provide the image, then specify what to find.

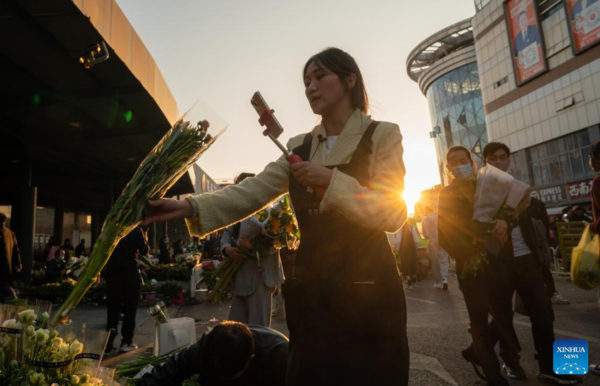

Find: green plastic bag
570;226;600;290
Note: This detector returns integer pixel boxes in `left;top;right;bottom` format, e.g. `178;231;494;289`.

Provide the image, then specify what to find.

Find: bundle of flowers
0;308;111;386
51;103;227;327
209;196;299;303
461;165;531;280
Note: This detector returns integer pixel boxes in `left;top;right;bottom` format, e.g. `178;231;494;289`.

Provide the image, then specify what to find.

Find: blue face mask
451;164;473;180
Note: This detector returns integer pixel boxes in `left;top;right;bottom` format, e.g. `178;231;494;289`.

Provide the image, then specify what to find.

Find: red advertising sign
564;0;600;54
504;0;548;86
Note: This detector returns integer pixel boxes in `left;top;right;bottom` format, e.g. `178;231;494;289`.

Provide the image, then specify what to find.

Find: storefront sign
566;179;594;200
530;184;566;204
504;0;549;85
564;0;600;55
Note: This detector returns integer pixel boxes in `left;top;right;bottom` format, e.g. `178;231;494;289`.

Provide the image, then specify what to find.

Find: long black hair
200;321;255;384
303;47;369;114
590;141;600;160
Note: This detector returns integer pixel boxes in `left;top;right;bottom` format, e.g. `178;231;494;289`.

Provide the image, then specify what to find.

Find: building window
474;0;491;12
538;0;563;20
509;149;531;185
426;62;488;185
528;130;594;188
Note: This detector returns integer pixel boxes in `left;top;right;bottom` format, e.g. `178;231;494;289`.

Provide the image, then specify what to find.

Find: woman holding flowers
143;47;409;385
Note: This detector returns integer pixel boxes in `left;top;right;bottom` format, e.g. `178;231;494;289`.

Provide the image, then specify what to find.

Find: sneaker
590;364;600;375
442;279;448;291
503;363;527;380
537;372;582;385
119;342;138;353
551;292;571;305
104;328;117;354
462;346;487;382
433;282;443;289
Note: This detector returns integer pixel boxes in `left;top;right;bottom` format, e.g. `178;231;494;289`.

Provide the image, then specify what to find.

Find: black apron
284;122;409;386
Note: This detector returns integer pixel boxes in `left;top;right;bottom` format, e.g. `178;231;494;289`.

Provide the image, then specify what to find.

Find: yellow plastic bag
570;226;600;290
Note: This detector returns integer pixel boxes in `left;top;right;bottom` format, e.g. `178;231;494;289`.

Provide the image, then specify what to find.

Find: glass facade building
426;62;488;184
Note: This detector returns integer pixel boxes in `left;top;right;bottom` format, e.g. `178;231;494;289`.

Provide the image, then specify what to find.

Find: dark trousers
541;265;557;296
0;267;16;301
459;252;519;386
489;253;555;374
459;269;510;386
106;269;141;345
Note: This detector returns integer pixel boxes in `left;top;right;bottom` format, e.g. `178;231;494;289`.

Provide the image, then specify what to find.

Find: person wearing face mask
438;145;512;386
482;142;580;385
140;47;409;386
45;248;67;282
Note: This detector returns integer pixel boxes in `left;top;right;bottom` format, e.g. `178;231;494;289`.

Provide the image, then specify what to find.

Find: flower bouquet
208;196;299;303
461;165;531;280
50;102;228;327
0;308;112;386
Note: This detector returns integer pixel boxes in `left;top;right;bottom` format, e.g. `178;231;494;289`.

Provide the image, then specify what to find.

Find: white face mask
451;164;474;180
58;254;65;261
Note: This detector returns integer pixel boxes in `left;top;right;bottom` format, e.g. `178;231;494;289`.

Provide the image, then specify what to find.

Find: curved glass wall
426;62;488;184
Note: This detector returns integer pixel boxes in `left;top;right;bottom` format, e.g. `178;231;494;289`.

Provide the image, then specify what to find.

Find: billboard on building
564;0;600;55
504;0;548;86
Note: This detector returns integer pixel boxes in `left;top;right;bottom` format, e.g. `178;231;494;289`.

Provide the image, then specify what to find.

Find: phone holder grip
287;154;326;199
259;109;275;136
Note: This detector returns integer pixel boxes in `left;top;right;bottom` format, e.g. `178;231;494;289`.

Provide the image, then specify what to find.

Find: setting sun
401;190;422;215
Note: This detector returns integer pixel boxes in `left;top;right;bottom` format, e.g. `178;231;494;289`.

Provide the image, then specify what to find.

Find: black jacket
438;179;483;273
510;197;550;265
139;325;289;386
45;259;66;282
106;227;149;272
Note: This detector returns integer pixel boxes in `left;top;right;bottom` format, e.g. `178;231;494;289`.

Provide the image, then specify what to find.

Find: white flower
26;325;35;337
69;339;83;357
57;343;70;359
36;312;50;327
69;375;80;385
1;319;16;328
29;372;45;386
51;337;63;350
49;330;59;339
33;329;49;345
18;309;36;325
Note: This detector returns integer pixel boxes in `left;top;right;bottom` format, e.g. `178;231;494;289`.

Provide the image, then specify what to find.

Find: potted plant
141;281;158;305
158;280;185;305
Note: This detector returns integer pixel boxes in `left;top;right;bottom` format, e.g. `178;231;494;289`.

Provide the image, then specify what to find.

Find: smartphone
251;91;284;138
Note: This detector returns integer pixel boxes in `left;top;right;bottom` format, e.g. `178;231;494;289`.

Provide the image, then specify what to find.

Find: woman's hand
291;162;333;188
238;236;253;252
141;198;194;225
224;247;247;263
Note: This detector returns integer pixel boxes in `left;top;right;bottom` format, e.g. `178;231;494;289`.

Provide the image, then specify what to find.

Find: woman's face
446;150;472;170
304;61;354;115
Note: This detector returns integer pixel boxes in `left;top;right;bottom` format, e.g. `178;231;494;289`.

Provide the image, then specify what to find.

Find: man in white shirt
482;142;582;386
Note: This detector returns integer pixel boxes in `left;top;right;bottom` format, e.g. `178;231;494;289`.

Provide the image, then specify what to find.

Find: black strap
232;223;241;241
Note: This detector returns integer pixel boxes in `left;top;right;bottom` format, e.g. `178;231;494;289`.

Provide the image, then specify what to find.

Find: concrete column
54;199;64;245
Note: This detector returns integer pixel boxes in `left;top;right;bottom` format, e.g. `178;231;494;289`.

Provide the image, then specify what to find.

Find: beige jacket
186;109;407;237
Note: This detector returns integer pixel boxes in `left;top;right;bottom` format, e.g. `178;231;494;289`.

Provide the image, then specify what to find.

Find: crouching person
139;321;288;386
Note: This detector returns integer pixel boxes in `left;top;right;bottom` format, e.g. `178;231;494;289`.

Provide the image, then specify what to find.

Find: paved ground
75;273;600;385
